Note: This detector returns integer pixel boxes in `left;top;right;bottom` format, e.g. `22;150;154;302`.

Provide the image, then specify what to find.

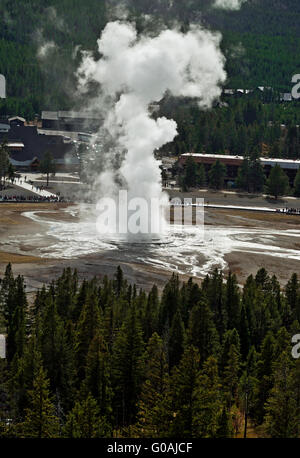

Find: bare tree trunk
244;392;248;438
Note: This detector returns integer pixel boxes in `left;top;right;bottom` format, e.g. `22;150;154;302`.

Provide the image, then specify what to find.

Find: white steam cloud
77;21;226;235
45;6;66;32
37;40;57;59
213;0;246;10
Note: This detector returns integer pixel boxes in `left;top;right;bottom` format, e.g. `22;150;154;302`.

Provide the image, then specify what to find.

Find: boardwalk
5;176;58;199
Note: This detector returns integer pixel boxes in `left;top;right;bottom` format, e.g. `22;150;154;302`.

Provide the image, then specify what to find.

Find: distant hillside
0;0;299;117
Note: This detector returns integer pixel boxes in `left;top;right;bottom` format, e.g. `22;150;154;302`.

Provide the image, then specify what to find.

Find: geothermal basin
1;201;300;291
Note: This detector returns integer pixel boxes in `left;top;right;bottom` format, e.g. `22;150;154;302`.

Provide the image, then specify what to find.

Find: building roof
41;111;59;121
38;129;79;140
181;153;245;161
55;157;80;165
42;110;100;121
0;123;10;132
0;125;76;163
10;158;35;167
8;142;24;148
180;153;300;170
8;116;26;123
58;111;99;120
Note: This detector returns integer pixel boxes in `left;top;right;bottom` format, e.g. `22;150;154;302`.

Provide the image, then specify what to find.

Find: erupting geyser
77;21;226;238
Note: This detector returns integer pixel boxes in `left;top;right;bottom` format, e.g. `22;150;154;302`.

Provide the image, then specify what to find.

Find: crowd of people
0;175;75;203
285;207;300;215
0;194;62;203
276;207;300;215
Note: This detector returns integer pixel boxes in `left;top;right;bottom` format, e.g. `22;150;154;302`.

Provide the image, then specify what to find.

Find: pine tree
225;272;241;331
180;278;202;326
253;331;275;424
8;334;43;419
72;279;89;322
168;310;185;369
264;351;299;438
142;285;159;342
75;290;101;382
0;358;10;434
112;304;144;426
294;169;300;197
114;266;125;298
239;305;251;359
216;406;233;438
205;269;227;338
40;151;56;187
197;164;206;188
0;141;9;186
33;285;48;316
6;276;27;362
181;156;199;191
170;346;201;437
192;356;222;438
273;327;290;360
249;152;265;193
208;160;227;190
285;273;299;321
240;346;259;436
82;330;112;420
236;157;250;191
223;343;240;408
136;333;171;437
255;267;271;291
159;273;180;332
55;267;78;320
63;393;110;438
242;275;257;344
0;263;14;322
220;328;241;375
186;300;219;364
21;366;59;438
266;164;289;199
41;296;75;411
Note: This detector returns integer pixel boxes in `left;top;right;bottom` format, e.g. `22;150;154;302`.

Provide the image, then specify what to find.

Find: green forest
0;264;299;438
0;0;300;118
161;95;300;160
1;0;300;443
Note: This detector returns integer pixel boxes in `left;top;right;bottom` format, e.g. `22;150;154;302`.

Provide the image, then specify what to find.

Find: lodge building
179;153;300;186
0;117;79;171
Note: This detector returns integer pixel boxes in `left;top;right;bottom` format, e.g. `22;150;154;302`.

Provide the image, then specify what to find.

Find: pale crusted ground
0;202;299;291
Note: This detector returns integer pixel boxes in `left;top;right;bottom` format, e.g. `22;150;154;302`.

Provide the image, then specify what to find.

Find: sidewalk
6;176;57;198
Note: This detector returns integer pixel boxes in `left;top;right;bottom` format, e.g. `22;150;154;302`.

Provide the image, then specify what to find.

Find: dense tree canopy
0;264;300;438
0;0;299;121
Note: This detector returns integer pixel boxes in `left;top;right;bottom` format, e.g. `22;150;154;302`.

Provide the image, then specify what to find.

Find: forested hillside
0;264;299;438
0;0;300;117
0;0;108;117
159;94;300;161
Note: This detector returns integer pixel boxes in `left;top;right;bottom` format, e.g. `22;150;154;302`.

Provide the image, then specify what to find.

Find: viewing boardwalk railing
8;176;57;198
0;195;62;203
0;175;65;203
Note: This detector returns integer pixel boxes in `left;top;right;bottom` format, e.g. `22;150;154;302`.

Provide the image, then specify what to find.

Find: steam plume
77;21;226;234
213;0;246;10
